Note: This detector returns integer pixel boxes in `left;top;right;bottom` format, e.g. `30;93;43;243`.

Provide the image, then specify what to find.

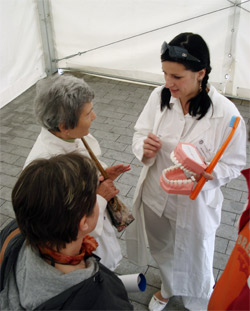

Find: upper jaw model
160;142;207;195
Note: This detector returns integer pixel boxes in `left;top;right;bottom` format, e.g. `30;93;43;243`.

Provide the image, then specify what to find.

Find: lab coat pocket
201;189;223;236
204;188;223;209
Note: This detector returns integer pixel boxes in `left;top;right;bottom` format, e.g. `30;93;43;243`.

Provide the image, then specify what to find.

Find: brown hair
12;153;98;251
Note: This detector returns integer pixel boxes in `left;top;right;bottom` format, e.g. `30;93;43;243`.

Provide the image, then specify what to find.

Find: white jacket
24;129;122;271
126;85;246;298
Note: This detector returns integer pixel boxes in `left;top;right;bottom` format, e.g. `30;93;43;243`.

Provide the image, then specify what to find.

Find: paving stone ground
0;73;249;310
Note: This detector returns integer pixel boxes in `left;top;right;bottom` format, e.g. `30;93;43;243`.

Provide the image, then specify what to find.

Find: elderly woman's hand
142;133;162;161
105;164;131;181
97;179;119;201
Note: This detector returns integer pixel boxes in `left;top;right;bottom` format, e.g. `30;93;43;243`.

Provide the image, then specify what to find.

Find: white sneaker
148;295;169;311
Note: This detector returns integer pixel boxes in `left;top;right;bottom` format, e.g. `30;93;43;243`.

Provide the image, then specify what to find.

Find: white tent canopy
1;0;250;109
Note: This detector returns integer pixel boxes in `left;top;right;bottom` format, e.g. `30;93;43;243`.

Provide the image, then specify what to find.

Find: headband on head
161;41;201;63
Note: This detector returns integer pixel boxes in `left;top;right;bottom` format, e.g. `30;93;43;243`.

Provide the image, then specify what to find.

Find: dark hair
161;32;212;119
35;74;95;131
12;153;98;251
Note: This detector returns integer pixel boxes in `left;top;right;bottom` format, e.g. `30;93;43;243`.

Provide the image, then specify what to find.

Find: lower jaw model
160;142;207;195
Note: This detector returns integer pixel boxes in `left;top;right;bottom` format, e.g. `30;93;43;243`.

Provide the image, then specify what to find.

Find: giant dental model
160;142;207;195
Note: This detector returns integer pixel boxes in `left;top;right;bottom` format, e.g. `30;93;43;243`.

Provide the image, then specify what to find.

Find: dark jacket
0;219;133;310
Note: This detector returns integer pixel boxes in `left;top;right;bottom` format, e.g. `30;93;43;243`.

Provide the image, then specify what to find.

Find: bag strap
0;227;20;265
81;137;108;179
81;137;119;207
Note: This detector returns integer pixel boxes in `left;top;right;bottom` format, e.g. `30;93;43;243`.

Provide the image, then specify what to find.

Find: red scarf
38;235;98;266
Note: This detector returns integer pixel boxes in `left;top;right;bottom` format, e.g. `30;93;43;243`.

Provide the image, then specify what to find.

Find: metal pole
37;0;57;75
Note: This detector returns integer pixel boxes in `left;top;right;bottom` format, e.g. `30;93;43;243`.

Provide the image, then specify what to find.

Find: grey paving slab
0;152;20;165
0;174;18;188
213;251;230;270
240;191;248;203
222;198;246;214
0;162;22;176
103;149;135;163
0;201;15;218
114;181;132;196
226;240;236;255
221;210;236;226
0;72;249;310
144;266;162;288
0;186;12;201
99;138;128;152
214;236;228;253
216;223;238;241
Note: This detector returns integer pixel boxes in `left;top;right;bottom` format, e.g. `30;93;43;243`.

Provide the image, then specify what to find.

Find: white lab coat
24;128;122;271
126;84;246;298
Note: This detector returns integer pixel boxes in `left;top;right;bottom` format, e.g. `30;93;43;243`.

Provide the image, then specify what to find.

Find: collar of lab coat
168;84;224;119
40;127;97;154
40;127;80;153
159;84;225;143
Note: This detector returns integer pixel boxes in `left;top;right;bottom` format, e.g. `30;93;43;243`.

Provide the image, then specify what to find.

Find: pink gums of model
160;142;207;195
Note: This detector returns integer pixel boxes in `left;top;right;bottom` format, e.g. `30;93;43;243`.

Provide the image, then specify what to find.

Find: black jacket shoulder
0;220;133;310
36;262;133;310
0;219;24;291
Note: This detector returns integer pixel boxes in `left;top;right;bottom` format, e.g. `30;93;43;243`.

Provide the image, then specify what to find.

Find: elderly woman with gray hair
24;74;130;270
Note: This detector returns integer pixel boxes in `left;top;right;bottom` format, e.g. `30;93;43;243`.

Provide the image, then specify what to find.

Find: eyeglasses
161;42;201;63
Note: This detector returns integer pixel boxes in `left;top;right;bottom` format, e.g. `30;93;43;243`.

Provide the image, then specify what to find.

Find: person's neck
49;129;68;140
180;100;190;115
59;236;83;257
179;89;199;115
47;235;87;273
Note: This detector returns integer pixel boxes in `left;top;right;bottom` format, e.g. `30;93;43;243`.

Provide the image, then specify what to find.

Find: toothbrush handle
189;176;207;200
190;116;241;200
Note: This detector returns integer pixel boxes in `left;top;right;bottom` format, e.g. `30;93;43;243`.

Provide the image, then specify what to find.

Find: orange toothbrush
190;116;241;200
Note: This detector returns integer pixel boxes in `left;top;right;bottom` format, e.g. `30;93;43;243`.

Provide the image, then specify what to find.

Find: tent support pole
37;0;57;75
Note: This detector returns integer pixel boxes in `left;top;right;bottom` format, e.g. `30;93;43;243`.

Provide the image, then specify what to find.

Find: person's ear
58;122;66;133
79;215;89;233
58;122;71;138
198;68;206;80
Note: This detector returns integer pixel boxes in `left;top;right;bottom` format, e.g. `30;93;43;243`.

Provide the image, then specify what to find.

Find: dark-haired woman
126;33;246;310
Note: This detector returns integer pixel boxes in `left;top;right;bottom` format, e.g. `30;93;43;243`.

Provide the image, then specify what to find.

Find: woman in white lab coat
126;33;246;311
24;74;130;271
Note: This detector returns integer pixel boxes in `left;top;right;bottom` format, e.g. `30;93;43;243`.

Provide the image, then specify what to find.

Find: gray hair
35;74;95;131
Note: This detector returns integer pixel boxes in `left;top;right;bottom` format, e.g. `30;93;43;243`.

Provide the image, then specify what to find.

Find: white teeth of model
180;165;184;170
170;153;175;163
183;180;188;184
170;180;174;184
177;180;183;184
186;169;192;174
191;176;196;182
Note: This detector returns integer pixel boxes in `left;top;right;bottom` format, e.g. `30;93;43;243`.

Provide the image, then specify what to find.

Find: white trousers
143;203;209;311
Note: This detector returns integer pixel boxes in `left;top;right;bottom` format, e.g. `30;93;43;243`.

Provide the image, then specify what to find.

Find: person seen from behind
0;153;133;310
